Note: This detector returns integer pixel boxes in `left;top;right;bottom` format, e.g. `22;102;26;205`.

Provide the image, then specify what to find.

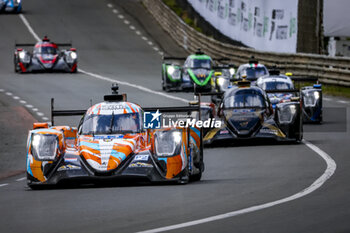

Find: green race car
162;50;215;92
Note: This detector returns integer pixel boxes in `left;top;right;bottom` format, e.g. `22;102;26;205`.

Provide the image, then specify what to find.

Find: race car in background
235;57;269;81
161;49;230;92
26;85;204;189
162;50;213;92
14;36;78;73
211;64;236;92
203;81;303;144
0;0;21;13
256;70;323;123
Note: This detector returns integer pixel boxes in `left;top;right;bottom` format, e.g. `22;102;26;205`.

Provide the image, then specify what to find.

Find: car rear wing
265;89;301;99
289;76;319;82
162;56;186;61
265;89;300;93
51;98;86;126
15;42;73;47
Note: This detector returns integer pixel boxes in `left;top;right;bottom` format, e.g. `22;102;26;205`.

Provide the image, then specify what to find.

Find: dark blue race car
0;0;21;13
203;81;303;144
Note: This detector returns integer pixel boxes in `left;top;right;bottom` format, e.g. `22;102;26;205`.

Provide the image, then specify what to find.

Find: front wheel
71;64;78;73
190;172;202;182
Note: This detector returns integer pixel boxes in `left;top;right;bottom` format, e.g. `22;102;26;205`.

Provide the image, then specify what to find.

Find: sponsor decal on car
129;162;153;168
133;154;149;161
57;164;81;171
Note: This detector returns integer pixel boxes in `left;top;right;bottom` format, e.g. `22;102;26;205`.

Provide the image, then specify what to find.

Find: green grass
322;84;350;98
162;0;202;33
296;82;350;98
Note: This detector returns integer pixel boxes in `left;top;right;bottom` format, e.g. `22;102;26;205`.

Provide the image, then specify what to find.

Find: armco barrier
142;0;350;87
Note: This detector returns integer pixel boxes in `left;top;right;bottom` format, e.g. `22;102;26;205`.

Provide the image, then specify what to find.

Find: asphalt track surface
0;1;349;233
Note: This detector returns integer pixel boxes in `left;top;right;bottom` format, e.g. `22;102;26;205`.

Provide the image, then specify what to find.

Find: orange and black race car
26;85;204;189
14;36;78;73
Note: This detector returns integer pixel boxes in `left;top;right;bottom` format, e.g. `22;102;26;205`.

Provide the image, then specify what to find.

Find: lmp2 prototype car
203;81;303;144
0;0;21;13
210;64;236;92
235;58;269;81
162;50;229;92
26;86;204;189
14;36;78;73
256;70;323;123
162;50;213;92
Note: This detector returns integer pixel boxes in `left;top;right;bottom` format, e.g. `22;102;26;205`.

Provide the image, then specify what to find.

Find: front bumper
27;152;184;187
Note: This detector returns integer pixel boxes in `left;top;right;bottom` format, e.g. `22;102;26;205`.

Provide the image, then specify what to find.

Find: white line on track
137;139;336;233
18;14;338;229
0;89;4;92
16;177;26;182
0;87;50;122
79;69;188;103
153;47;159;51
118;14;124;19
141;36;148;41
135;30;141;35
147;41;153;46
19;14;41;42
323;97;331;101
124;20;130;25
112;9;118;14
107;3;113;8
337;100;349;104
130;25;136;30
0;183;9;188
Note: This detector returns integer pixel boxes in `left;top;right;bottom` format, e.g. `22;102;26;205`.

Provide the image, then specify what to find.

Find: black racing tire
13;7;20;13
71;65;78;73
190;172;202;182
161;75;166;91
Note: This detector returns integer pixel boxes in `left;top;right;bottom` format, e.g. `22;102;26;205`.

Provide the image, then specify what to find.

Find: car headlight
314;91;320;100
167;66;175;75
31;134;58;161
217;77;225;86
277;104;297;124
167;66;181;80
70;52;77;60
19;51;26;59
155;130;182;156
229;68;235;75
303;91;319;107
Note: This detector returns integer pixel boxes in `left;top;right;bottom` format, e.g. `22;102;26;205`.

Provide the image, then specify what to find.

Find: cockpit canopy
186;54;212;69
224;88;266;109
79;102;143;135
34;43;58;55
190;59;211;69
80;112;141;135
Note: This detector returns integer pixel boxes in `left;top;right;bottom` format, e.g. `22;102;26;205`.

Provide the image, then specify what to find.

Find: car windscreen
262;81;293;90
224;90;266;108
245;67;267;79
80;112;141;135
191;59;211;69
34;46;58;55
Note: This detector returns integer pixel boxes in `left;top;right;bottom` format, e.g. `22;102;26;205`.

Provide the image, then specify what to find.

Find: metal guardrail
142;0;350;87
